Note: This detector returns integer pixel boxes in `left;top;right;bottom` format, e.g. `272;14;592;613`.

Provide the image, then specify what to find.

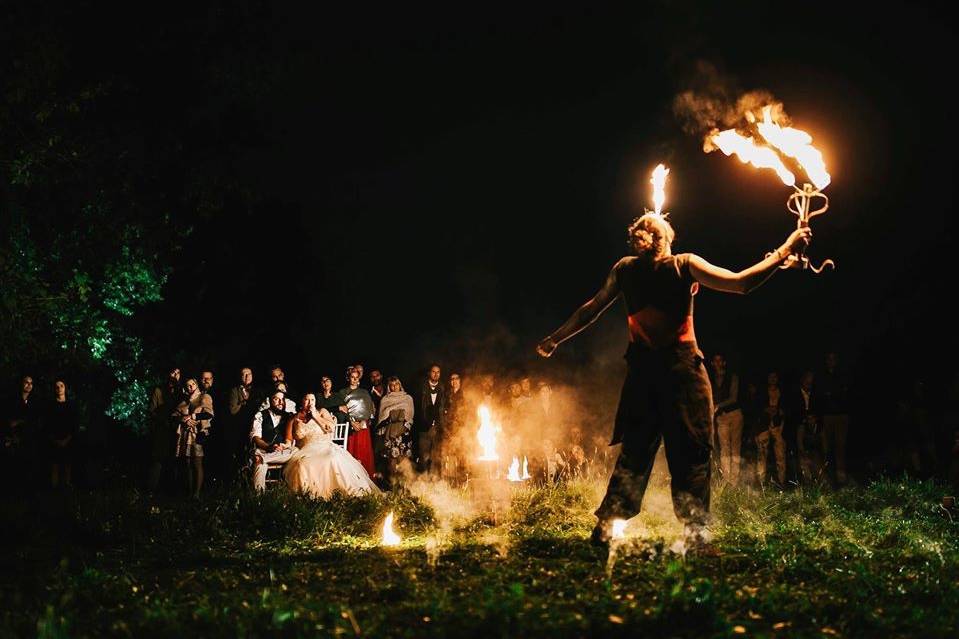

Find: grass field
4;475;958;638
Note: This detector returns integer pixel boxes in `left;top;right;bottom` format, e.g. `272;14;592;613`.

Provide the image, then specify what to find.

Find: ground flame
611;519;628;540
521;456;531;480
651;163;669;215
381;511;401;547
476;405;500;461
507;457;522;481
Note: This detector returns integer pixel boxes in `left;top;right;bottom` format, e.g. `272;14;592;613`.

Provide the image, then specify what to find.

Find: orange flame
521;456;531;480
651;163;669;215
755;106;831;190
476;405;500;461
707;128;796;186
381;511;401;546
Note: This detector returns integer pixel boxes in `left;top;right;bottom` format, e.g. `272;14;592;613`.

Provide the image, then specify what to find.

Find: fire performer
536;213;810;550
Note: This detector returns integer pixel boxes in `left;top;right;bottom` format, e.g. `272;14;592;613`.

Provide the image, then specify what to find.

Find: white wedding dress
284;410;380;498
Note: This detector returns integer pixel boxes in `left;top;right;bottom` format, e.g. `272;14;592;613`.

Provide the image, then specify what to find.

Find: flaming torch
381;511;401;547
706;104;835;273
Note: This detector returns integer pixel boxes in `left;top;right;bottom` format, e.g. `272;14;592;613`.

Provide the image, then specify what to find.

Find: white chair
332;422;349;450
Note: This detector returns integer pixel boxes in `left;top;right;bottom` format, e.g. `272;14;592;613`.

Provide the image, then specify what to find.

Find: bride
283;393;380;498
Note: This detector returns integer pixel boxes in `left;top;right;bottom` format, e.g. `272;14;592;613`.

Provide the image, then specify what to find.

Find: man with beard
417;364;447;475
250;389;295;491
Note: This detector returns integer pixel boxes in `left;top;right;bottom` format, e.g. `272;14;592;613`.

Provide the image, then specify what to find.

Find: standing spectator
791;371;822;484
198;370;225;484
4;375;38;455
417;364;447;474
375;376;415;483
740;379;761;486
443;372;467;478
480;374;497;405
44;379;79;488
819;352;851;484
227;367;257;477
343;368;376;476
175;378;214;497
369;370;386;417
270;366;295;403
756;371;787;486
319;376;341;414
520;376;533;400
147;367;182;491
353;363;365;387
710;353;744;486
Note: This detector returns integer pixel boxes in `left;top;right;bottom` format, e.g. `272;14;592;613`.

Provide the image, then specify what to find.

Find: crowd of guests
142;363;606;497
708;351;953;489
5;349;958;497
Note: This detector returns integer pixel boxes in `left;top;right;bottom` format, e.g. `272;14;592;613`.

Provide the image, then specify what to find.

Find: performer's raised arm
536;259;624;358
687;227;811;294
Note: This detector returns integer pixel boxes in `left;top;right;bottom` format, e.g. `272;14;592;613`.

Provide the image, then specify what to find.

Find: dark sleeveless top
616;254;698;350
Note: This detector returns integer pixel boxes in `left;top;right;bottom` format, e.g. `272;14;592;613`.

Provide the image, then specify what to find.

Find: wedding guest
250;389;295;492
147;367;181;491
819;352;851;484
4;375;39;457
417;364;447;474
343;368;376;476
369;369;386;416
756;371;787;486
44;379;79;488
792;370;822;484
710;353;744;486
227;367;257;475
375;376;415;483
175;378;214;497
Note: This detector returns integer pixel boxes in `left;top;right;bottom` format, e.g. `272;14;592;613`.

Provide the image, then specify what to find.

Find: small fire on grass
381;511;401;547
611;519;628;540
507;456;532;482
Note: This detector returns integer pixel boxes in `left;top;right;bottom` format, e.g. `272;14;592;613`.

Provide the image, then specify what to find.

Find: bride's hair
387;376;403;392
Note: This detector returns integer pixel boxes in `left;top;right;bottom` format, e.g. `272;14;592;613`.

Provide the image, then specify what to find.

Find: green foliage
3;478;958;638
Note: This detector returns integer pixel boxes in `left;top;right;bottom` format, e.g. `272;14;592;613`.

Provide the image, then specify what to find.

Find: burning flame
381;511;401;546
611;519;628;540
507;457;522;481
707;104;830;190
707;128;795;186
476;405;500;461
522;456;531;480
650;163;669;215
755;106;831;190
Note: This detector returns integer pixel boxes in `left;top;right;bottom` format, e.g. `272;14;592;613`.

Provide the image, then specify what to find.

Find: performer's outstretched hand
783;227;813;254
536;337;558;358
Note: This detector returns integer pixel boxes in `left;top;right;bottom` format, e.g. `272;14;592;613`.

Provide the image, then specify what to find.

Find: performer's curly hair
627;213;675;258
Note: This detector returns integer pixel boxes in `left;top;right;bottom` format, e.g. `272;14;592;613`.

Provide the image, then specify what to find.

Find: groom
250;389;295;491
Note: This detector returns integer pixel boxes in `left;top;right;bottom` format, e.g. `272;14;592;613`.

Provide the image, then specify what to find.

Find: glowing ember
755;106;831;190
476;405;500;461
611;519;628;540
381;511;401;546
521;456;531;480
507;457;522;481
707;128;796;186
650;163;669;215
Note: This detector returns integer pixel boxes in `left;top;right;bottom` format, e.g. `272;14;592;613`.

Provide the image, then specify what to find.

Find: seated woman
283;392;380;498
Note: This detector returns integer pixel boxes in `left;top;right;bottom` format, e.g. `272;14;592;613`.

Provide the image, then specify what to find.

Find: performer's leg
659;347;713;527
594;428;662;524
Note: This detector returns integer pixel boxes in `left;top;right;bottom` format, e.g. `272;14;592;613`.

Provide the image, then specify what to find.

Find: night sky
20;2;957;392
